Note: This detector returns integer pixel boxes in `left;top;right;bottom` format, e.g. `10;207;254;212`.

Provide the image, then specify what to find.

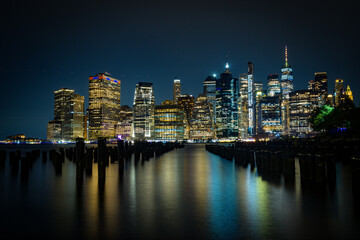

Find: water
0;144;359;239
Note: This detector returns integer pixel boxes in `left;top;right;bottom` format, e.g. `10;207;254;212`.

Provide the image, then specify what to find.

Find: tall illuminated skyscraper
334;79;345;106
173;78;181;104
203;75;217;127
48;88;84;141
154;100;184;140
289;90;318;136
238;73;248;138
133;82;155;139
247;62;255;135
89;73;121;140
267;73;281;97
190;94;213;139
63;93;85;140
313;72;328;105
178;94;195;139
215;63;239;138
280;46;294;134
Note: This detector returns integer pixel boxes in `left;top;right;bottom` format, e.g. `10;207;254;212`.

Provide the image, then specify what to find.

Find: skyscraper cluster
47;46;355;142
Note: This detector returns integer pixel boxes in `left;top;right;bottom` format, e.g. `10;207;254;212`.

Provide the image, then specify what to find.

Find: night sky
1;0;359;139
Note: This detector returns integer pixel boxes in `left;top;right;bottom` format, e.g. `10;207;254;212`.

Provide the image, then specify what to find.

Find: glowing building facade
203;75;217;125
173;78;181;104
89;73;121;140
260;95;282;135
267;74;281;97
281;46;294;135
133;82;155;139
312;72;328;105
215;63;239;138
115;105;133;140
178;94;195;139
63;93;85;140
48;88;84;141
238;73;248;138
247;62;255;135
190;94;213;139
289;90;318;136
334;79;345;106
154;100;184;140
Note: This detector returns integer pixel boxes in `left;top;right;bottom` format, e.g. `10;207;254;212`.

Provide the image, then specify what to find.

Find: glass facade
267;73;281;97
155;100;184;140
173;78;181;104
215;64;239;138
177;94;195;139
89;73;121;140
289;90;318;136
260;95;282;134
190;94;213;139
238;73;248;139
281;46;294;135
133;82;155;139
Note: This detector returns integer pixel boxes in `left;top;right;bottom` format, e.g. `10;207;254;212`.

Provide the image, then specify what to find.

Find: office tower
267;74;281;97
313;72;328;105
254;89;266;135
238;73;248;138
260;95;282;135
154;100;184;140
133;82;155;139
215;63;239;138
203;75;217;127
289;90;318;136
89;73;121;140
334;79;345;106
47;88;84;141
47;120;62;141
178;94;195;139
281;46;294;134
173;78;181;104
115;105;133;140
63;93;85;140
190;94;213;139
247;62;255;135
54;88;74;122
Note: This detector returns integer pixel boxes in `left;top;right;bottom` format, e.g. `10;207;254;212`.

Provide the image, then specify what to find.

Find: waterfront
0;144;359;239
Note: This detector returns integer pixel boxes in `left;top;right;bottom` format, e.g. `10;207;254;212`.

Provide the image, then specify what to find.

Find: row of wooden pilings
206;139;360;189
0;139;184;183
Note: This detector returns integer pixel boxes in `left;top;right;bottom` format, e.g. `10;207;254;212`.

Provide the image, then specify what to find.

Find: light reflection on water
0;144;359;239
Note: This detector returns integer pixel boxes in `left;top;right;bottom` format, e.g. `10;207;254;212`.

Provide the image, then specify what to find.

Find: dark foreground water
0;144;359;239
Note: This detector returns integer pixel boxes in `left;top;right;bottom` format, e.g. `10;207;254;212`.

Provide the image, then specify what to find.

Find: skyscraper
47;88;85;141
154;100;184;140
334;79;345;106
115;105;133;140
173;78;181;104
247;62;255;135
133;82;155;139
267;74;281;97
313;72;328;105
289;90;318;136
260;95;282;135
215;63;239;138
178;94;195;139
190;94;213;139
203;75;217;127
63;93;85;140
238;73;248;138
89;73;121;140
280;46;294;134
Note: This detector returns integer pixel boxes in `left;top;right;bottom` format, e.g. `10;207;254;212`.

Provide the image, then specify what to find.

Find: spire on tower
285;45;289;68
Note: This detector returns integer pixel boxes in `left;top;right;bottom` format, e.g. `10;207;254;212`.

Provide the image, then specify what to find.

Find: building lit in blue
215;63;239;138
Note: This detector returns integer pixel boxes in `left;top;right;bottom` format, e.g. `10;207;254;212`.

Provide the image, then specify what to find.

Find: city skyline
1;0;359;139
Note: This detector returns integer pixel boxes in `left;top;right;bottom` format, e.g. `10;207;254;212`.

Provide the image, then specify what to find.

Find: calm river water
0;144;359;239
